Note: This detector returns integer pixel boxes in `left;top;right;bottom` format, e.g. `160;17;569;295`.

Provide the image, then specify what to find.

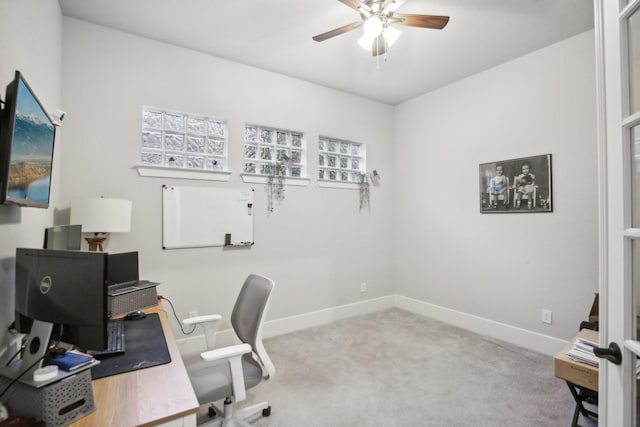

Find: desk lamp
70;197;132;251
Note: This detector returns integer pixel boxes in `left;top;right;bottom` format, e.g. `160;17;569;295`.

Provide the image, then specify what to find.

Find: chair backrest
231;274;276;378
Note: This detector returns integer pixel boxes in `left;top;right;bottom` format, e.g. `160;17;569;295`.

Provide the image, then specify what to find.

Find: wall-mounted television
0;70;56;208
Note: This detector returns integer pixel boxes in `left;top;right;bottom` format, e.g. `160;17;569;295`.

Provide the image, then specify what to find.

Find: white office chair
182;274;276;427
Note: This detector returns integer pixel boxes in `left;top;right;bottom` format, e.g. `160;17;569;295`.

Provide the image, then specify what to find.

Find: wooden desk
71;306;199;427
554;329;599;427
554;329;599;391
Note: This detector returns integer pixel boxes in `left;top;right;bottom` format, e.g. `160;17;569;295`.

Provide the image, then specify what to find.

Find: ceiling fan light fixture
383;25;401;47
312;0;449;63
363;16;383;37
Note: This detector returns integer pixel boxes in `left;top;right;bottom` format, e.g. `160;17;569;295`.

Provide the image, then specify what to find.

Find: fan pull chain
374;37;389;70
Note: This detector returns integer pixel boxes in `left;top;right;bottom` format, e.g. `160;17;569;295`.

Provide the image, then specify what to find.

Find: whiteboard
162;185;254;249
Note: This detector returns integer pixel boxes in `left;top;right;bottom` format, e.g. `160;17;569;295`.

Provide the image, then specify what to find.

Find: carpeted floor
211;309;597;426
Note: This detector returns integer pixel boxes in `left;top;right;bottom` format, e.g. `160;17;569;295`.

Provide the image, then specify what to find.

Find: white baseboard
395;295;568;356
263;295;396;338
177;295;396;355
177;294;567;357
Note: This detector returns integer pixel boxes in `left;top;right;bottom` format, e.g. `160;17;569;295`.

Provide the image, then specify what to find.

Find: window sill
240;174;310;187
135;165;231;182
317;180;360;190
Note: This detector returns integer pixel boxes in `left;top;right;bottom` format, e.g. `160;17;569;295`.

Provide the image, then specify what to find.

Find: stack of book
46;350;95;372
566;337;599;367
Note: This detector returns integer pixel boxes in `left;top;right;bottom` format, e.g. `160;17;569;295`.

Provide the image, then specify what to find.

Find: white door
596;0;640;425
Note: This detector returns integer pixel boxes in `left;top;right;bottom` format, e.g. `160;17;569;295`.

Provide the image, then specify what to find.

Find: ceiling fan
312;0;449;56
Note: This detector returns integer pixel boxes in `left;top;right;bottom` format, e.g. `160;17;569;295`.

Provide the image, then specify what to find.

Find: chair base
197;399;271;427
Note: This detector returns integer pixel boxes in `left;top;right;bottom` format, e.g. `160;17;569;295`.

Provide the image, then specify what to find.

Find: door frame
596;0;640;425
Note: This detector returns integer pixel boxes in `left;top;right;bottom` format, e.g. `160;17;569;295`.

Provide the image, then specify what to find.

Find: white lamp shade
358;32;377;51
71;197;132;233
383;0;402;13
363;16;383;37
383;26;401;47
359;25;402;51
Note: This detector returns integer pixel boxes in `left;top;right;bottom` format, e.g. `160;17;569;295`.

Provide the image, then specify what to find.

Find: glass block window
141;106;228;171
243;124;306;177
318;136;366;182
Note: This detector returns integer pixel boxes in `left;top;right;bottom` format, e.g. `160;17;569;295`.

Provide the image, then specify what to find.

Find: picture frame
479;154;552;213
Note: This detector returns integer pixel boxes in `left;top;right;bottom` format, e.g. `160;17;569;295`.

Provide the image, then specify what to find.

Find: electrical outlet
541;309;552;325
360;282;367;293
189;311;199;318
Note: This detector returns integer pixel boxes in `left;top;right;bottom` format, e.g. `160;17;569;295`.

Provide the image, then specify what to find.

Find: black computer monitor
14;248;108;351
43;224;82;250
107;251;139;285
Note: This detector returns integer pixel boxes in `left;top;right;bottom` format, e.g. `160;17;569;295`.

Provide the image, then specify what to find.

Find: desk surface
554;329;599;392
71;305;199;427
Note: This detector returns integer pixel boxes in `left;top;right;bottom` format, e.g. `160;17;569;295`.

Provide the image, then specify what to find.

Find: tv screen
0;70;56;208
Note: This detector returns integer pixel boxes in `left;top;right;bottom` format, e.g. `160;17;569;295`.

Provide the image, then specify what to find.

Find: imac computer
11;248;108;377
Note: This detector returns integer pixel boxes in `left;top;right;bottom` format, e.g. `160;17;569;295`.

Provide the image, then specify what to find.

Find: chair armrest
200;343;251;362
182;314;222;326
182;314;222;350
200;343;252;401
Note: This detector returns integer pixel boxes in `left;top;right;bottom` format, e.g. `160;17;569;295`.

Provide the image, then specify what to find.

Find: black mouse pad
90;312;171;380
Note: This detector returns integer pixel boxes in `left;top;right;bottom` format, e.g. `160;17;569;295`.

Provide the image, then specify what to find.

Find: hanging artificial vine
266;162;285;215
359;172;370;212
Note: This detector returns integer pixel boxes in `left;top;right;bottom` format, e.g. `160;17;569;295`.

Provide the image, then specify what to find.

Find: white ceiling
58;0;594;106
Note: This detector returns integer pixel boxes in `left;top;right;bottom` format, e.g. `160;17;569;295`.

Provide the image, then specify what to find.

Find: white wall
60;18;395;337
393;30;598;342
0;0;62;357
0;4;598;357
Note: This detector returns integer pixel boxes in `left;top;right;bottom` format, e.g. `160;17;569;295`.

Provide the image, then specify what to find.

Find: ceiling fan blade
372;34;386;56
338;0;361;11
312;21;363;42
396;13;449;29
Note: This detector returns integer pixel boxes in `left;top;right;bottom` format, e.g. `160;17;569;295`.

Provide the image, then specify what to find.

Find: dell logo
40;276;52;294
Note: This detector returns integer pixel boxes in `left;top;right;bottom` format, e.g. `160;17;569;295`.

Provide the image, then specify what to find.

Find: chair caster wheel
262;406;271;417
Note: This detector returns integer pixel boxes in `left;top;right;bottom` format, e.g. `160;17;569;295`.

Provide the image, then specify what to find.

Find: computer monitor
107;251;139;285
14;248;108;351
43;224;82;250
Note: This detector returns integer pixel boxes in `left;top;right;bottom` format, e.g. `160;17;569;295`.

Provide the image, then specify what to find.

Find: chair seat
185;352;264;405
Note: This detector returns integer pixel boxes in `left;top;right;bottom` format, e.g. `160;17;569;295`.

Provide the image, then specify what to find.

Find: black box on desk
588;293;599;323
0;368;95;426
108;281;159;316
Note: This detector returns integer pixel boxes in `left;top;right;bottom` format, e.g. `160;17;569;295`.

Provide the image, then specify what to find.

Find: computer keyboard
86;321;126;357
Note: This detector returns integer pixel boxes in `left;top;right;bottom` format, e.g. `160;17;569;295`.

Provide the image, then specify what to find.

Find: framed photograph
479;154;552;213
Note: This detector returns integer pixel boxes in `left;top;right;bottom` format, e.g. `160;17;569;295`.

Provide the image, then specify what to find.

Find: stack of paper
567;337;599;366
